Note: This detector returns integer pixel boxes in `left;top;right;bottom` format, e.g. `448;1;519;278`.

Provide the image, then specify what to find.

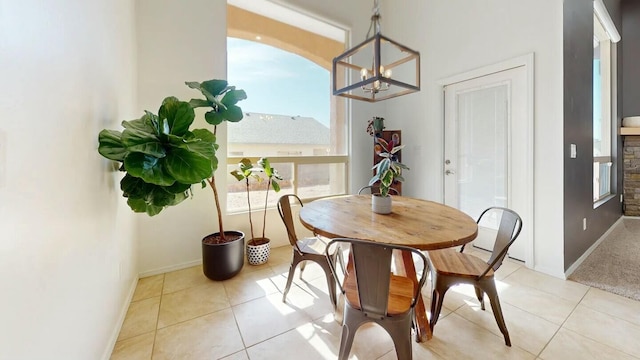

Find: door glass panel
456;84;508;225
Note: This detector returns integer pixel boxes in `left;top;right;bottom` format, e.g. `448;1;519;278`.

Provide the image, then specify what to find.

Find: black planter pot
202;231;245;281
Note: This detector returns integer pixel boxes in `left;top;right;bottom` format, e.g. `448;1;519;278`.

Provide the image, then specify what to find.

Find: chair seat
296;236;328;255
428;249;494;278
343;272;415;316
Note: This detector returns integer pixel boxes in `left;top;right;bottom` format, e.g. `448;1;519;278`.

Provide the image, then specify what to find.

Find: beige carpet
569;218;640;301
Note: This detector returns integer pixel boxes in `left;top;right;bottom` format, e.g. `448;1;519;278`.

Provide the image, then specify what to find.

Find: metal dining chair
357;185;399;195
277;194;340;309
427;206;522;346
326;238;428;360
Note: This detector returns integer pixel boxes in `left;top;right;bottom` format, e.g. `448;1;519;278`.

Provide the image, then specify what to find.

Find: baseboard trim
564;216;624;278
101;276;138;360
138;259;202;278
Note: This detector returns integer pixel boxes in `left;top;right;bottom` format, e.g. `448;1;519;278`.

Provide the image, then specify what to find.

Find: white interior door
444;66;528;261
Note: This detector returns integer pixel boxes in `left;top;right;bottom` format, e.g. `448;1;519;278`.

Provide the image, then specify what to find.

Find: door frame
437;53;534;268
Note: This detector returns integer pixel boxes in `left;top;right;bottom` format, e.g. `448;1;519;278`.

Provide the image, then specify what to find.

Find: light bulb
384;69;392;78
379;65;385;76
360;68;368;80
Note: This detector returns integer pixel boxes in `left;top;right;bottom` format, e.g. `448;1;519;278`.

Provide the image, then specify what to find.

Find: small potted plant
369;135;409;214
97;79;249;281
231;157;282;265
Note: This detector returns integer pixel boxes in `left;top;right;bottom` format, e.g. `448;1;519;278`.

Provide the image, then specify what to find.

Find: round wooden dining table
299;194;478;342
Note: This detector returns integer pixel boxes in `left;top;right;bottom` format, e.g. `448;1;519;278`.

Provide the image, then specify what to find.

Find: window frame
225;5;349;213
592;5;619;204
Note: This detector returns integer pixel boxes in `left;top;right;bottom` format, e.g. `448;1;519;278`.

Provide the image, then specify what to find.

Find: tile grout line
562;287;640;359
535;283;591;358
150;274;165;359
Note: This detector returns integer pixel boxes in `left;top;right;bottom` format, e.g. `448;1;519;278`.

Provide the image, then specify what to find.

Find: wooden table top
299;195;478;251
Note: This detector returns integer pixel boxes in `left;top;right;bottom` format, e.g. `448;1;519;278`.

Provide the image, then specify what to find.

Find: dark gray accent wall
623;0;640;117
563;0;623;271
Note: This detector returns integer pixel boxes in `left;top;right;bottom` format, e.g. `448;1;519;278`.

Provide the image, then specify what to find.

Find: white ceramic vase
371;194;392;214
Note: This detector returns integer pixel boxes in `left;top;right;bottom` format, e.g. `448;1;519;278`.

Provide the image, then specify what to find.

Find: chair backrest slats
325;238;429;317
478;207;523;276
277;195;303;250
351;241;393;318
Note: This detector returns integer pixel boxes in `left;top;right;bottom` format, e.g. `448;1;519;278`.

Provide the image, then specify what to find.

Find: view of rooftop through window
226;36;347;212
227;37;331;128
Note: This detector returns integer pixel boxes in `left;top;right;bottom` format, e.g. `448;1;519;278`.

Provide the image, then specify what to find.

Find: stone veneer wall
624;136;640;215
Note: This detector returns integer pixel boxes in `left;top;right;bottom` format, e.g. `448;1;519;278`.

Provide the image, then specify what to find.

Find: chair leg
474;286;485;310
387;317;412;360
336;248;346;274
429;281;449;331
338;310;364;360
299;260;307;278
483;281;511;347
322;262;337;309
282;255;301;303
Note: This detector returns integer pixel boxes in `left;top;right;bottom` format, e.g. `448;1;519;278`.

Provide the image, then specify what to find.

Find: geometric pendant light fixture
332;0;420;102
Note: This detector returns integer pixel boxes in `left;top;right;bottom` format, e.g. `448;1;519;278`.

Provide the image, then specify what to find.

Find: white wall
0;0;138;358
384;0;566;277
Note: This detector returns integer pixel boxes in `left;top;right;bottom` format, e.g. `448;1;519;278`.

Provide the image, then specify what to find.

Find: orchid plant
369;134;409;197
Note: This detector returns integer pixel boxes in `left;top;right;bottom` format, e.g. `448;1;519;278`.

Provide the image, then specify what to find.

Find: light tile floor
111;246;640;360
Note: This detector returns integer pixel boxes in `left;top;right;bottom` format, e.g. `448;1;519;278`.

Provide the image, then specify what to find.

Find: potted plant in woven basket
231;157;282;265
369;135;409;214
98;79;249;281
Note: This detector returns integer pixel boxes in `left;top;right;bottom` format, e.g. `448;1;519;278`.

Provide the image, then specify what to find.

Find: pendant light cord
366;0;381;38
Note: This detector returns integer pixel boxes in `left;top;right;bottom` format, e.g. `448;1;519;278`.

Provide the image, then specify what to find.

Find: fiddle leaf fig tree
98;80;247;237
98;96;216;216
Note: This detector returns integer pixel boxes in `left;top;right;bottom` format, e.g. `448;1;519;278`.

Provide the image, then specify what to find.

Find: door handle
445;170;455;175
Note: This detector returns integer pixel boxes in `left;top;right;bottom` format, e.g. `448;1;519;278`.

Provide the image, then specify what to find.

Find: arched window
226;4;347;212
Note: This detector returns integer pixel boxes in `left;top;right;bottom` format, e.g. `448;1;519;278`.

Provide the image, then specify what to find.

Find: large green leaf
191;128;216;143
368;173;380;186
146;204;164;216
121;127;165;158
168;191;189;206
166;181;191;194
204;110;224;126
127;196;165;216
148;187;178;207
221;89;247;107
127;198;148;213
158;96;195;136
188;99;210;108
180;141;215;160
210;155;219;173
203;105;242;124
124;152;175;186
199;79;229;97
186;80;226;106
98;129;127;161
271;181;280;192
121;174;156;198
222;105;244;122
183;129;216;159
122;113;159;136
164;148;213;184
